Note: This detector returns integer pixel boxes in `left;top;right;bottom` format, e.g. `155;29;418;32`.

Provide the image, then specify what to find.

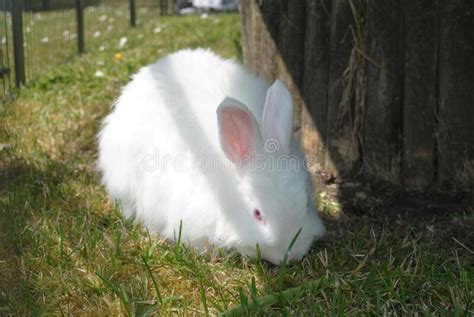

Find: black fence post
11;0;25;87
76;0;85;55
160;0;165;16
42;0;50;11
130;0;136;27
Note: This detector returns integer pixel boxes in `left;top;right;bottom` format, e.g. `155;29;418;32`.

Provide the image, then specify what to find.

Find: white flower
63;30;70;36
0;143;11;151
99;14;107;22
1;37;6;44
99;45;106;51
41;37;49;43
94;70;104;78
93;31;101;38
97;60;105;66
153;27;162;34
119;37;127;48
26;27;31;32
107;25;113;32
200;13;208;19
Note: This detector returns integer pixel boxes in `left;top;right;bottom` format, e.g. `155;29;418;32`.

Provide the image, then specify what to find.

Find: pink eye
253;208;264;223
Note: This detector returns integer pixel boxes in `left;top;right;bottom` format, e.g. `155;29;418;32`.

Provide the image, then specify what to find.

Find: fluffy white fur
98;48;325;265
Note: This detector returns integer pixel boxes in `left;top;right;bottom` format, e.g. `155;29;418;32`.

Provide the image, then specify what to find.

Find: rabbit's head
216;80;325;265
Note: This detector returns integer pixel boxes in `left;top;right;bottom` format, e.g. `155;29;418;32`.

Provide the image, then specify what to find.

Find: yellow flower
114;52;122;61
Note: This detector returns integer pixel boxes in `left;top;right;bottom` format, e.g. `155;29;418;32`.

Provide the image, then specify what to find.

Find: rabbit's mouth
264;252;294;266
286;250;305;263
236;243;307;265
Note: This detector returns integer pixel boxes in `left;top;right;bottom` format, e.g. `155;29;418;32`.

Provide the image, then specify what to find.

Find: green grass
1;10;473;316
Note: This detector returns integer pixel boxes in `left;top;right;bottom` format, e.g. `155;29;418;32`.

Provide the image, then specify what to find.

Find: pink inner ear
219;106;255;165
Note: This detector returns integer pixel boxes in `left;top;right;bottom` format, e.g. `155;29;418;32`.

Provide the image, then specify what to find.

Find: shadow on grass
246;204;474;314
0;152;102;314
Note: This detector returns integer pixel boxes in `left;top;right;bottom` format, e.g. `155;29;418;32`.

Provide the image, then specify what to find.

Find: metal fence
0;0;173;103
0;1;13;102
21;0;78;82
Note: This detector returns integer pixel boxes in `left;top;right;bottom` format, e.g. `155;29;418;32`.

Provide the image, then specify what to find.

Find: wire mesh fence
84;0;130;51
0;0;174;104
22;0;78;81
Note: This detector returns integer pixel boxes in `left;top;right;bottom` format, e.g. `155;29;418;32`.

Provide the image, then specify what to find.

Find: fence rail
0;0;175;103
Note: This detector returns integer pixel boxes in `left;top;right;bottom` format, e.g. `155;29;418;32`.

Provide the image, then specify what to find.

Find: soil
314;172;474;221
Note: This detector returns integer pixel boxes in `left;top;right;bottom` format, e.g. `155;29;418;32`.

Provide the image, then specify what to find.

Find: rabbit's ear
262;80;294;154
217;97;261;166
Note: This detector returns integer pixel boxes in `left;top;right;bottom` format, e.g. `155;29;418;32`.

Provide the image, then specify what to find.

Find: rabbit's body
98;49;325;264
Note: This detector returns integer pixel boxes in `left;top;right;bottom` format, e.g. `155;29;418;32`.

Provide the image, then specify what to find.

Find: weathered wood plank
258;0;280;81
250;0;263;76
301;0;331;166
363;0;403;180
239;0;252;68
324;0;357;176
277;0;306;133
438;0;474;187
402;0;438;188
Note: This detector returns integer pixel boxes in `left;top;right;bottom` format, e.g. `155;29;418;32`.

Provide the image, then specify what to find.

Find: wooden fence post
277;0;306;135
301;0;331;166
402;0;438;188
364;0;403;179
437;0;474;187
129;0;136;27
239;0;253;69
76;0;85;55
11;0;25;87
324;0;357;176
259;0;280;80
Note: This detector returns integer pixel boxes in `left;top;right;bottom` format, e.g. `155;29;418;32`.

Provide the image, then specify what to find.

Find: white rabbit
98;48;325;265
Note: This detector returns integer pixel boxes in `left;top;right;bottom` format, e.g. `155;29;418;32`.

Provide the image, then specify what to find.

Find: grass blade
141;255;162;304
199;283;210;317
96;272;132;316
219;279;323;317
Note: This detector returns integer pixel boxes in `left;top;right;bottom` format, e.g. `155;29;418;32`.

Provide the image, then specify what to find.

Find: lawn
1;10;473;316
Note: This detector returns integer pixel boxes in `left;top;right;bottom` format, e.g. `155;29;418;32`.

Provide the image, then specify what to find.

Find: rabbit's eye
253;209;264;223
